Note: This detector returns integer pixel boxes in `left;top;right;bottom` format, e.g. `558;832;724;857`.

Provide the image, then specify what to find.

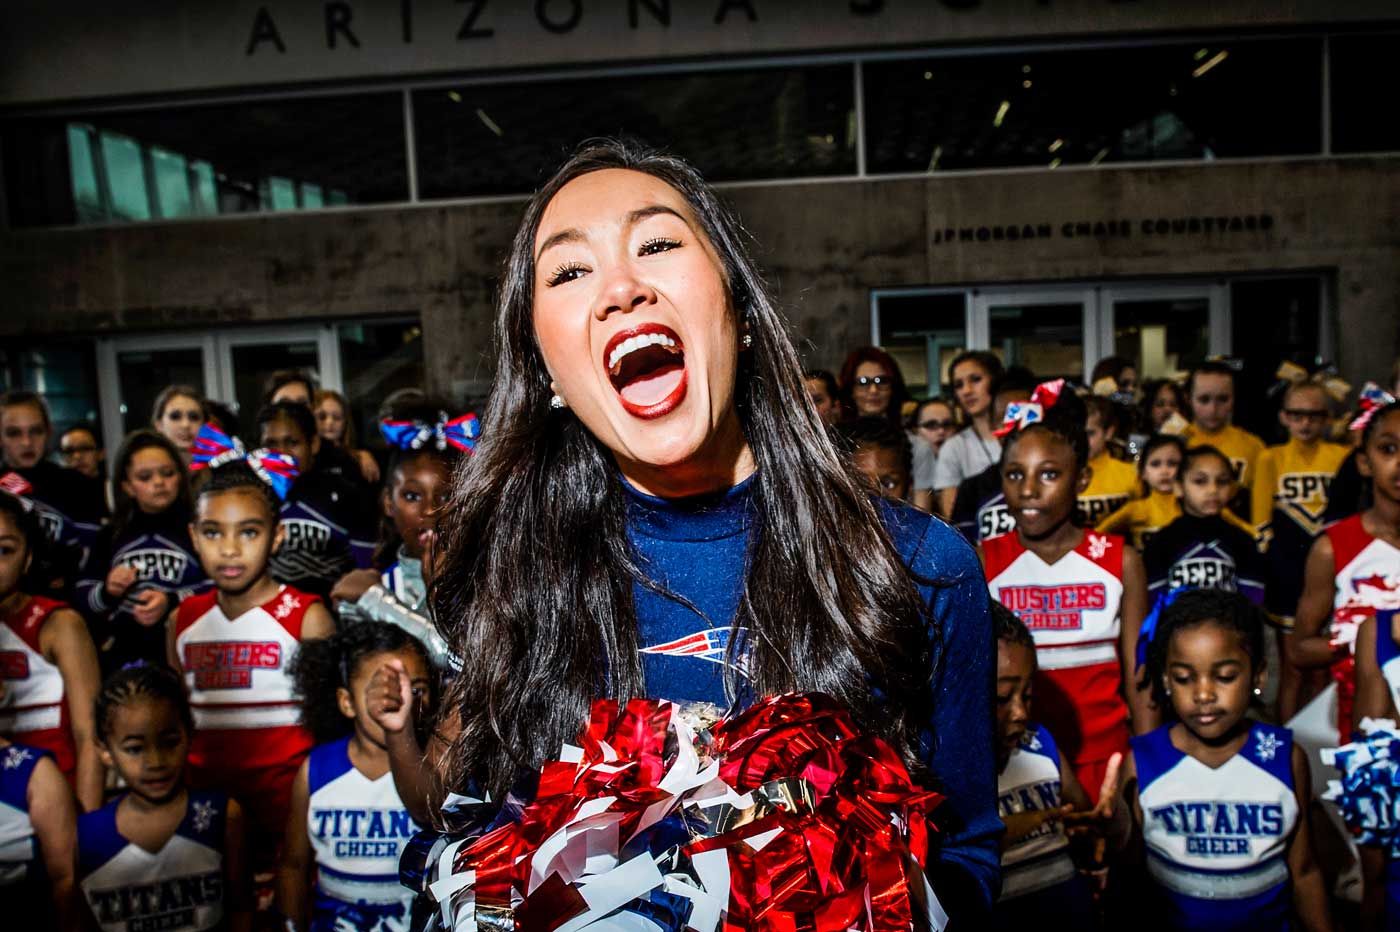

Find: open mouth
603;324;687;419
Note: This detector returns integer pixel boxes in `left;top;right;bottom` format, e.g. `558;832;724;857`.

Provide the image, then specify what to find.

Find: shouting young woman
378;140;1001;923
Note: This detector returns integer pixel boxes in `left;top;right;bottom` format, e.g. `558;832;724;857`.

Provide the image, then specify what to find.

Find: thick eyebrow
535;203;690;264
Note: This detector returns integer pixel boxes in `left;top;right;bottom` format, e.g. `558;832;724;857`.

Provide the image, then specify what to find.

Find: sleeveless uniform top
0;596;75;774
174;586;317;772
78;790;229;932
1133;722;1297;931
306;737;419;932
997;724;1075;899
1078;454;1141;528
0;743;50;886
1327;514;1400;734
984;531;1127;762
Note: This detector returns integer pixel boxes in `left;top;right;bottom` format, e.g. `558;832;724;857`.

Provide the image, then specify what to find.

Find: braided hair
1144;588;1265;708
195;459;281;523
95;662;193;741
289;622;435;744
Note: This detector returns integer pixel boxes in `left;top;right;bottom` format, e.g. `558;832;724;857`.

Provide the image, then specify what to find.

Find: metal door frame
95;323;344;455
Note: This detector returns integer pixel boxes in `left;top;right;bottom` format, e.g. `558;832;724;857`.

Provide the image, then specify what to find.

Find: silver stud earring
1253;687;1262;696
741;332;753;349
550;394;565;410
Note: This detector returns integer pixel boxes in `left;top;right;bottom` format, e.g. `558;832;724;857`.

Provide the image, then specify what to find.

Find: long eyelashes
640;236;681;255
544;237;683;287
546;261;587;287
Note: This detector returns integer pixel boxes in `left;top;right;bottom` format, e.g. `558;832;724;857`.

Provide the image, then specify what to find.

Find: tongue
618;363;684;408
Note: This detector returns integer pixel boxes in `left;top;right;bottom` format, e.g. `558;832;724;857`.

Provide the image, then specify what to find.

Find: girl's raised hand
105;565;137;599
131;589;170;627
367;658;414;735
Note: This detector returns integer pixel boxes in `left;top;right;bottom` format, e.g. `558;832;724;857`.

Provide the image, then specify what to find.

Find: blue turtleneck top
624;475;1001;919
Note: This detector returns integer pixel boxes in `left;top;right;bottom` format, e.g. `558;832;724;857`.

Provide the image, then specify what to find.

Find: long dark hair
111;429;191;540
432;139;934;798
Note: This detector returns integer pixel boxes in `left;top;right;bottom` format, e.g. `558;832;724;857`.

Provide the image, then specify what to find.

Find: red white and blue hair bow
190;423;300;500
1350;382;1397;433
379;412;480;454
994;378;1067;438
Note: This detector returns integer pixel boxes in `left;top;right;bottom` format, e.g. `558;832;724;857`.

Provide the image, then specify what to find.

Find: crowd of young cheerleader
2;349;1399;931
0;371;470;930
817;348;1400;930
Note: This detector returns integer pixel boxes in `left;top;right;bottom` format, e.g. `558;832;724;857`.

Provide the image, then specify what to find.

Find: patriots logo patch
641;627;748;670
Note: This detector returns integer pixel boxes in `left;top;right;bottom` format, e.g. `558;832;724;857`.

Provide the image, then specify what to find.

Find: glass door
96;333;218;451
1100;283;1225;381
971;286;1097;381
96;325;342;453
212;327;340;429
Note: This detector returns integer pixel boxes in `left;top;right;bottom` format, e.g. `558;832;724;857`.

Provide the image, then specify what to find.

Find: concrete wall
4;156;1398;398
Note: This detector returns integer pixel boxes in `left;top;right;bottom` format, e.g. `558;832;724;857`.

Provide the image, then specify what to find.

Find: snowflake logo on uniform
1086;533;1110;561
191;799;216;832
1255;730;1282;762
272;593;297;620
3;746;33;770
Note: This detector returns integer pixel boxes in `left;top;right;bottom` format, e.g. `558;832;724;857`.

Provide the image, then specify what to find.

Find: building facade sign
931;213;1276;244
1;0;1394;107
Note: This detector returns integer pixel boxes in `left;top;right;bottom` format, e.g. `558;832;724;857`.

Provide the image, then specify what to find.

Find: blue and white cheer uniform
306;736;420;932
1133;722;1298;930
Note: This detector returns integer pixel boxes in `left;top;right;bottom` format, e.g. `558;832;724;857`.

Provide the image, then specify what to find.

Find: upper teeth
608;332;677;371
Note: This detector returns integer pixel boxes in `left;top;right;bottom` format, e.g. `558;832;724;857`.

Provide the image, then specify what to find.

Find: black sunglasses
919;419;956;431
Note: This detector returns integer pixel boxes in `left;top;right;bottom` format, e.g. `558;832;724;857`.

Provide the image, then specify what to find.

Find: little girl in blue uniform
991;600;1116;930
1127;589;1331;931
78;663;250;932
76;430;209;671
0;729;79;931
277;622;435;932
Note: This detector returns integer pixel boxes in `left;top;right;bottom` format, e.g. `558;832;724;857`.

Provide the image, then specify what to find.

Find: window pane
1331;35;1400;154
300;183;324;209
230;341;319;425
414;65;855;198
337;320;426;449
865;39;1322;173
874;294;967;396
261;176;297;211
99;132;150;221
0;342;101;441
67;124;105;223
151;147;192;219
3;92;407;227
988;303;1084;380
1112;297;1209;381
191;161;218;216
115;348;204;435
